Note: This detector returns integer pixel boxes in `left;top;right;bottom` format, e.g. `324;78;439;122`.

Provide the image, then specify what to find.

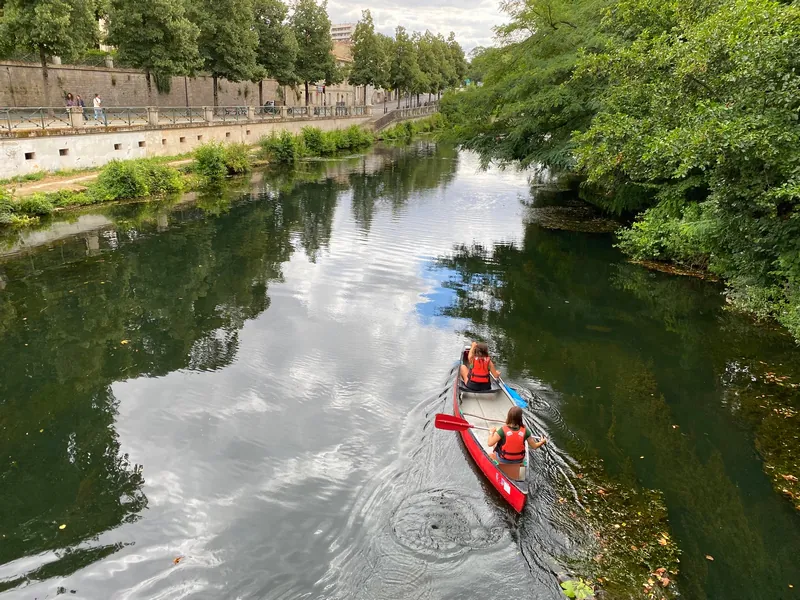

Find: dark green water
0;143;798;600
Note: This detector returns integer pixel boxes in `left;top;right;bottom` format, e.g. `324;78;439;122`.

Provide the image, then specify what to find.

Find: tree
290;0;335;106
390;25;421;108
415;31;443;104
107;0;201;99
446;32;466;87
253;0;298;105
349;9;383;106
192;0;260;107
0;0;97;107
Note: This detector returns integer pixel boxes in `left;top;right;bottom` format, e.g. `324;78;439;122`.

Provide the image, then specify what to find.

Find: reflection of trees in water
0;174;343;587
349;142;459;232
436;224;800;600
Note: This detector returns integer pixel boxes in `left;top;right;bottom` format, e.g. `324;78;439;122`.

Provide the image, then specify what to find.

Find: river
0;142;798;600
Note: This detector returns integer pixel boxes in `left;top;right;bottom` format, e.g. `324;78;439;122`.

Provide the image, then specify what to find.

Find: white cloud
327;0;507;51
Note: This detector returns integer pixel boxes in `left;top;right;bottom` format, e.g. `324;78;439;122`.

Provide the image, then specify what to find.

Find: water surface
0;142;798;600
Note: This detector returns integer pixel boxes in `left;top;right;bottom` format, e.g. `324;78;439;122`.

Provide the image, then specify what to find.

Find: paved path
4;159;194;197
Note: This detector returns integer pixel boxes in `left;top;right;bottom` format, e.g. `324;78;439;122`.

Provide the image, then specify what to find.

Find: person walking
93;93;104;124
65;93;75;107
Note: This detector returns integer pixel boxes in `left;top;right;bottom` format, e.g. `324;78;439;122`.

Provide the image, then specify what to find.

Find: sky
326;0;506;53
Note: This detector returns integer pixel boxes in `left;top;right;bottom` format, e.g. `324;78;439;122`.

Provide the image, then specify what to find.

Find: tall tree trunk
145;70;153;105
397;89;401;109
184;76;189;107
213;74;219;108
38;46;51;110
259;81;264;107
304;81;309;106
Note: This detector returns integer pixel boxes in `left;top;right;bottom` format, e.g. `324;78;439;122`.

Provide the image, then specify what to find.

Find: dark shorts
496;454;524;464
464;379;491;391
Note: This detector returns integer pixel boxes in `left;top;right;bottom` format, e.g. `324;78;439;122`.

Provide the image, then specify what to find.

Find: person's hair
67;93;73;99
506;406;523;428
474;342;490;358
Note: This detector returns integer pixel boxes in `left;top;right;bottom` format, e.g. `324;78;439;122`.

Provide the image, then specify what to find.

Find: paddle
434;413;490;432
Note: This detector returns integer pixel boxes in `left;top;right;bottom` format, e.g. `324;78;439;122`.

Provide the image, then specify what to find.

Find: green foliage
290;0;336;104
191;0;259;104
223;143;252;174
194;142;227;180
95;159;183;200
0;0;98;66
380;116;442;141
106;0;200;87
253;0;298;86
260;131;302;163
301;126;325;155
349;10;387;91
560;579;594;599
390;26;423;106
17;194;54;216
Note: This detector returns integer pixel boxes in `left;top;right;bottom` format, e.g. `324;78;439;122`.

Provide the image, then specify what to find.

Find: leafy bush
17;194;54;216
301;127;324;155
615;203;714;269
260;131;302;163
95;159;184;200
344;125;373;148
194;142;228;181
95;160;150;200
223;143;252;174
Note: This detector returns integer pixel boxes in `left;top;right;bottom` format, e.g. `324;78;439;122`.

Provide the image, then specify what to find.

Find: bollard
147;107;159;126
280;106;288;119
68;106;85;129
203;106;214;123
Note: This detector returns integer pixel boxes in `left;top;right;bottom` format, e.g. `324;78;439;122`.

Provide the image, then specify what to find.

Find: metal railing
0;107;73;132
373;104;438;131
213;106;248;122
0;104;378;135
160;107;205;125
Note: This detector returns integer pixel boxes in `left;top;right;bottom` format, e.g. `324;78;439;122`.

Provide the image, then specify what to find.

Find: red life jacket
469;356;490;384
497;425;526;461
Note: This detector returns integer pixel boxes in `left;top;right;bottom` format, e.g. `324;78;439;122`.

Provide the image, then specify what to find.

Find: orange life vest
469;356;491;384
496;425;526;461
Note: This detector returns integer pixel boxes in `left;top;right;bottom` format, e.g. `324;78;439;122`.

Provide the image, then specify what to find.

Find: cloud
326;0;506;51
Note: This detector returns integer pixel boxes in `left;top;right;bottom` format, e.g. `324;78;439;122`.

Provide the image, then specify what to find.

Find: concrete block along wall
0;116;373;179
0;62;359;108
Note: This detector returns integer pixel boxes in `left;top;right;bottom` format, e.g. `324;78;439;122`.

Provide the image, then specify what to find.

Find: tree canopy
107;0;200;94
192;0;260;106
290;0;336;105
253;0;298;87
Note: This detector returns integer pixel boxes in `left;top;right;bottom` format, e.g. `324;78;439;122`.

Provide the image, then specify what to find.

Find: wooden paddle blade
434;413;473;431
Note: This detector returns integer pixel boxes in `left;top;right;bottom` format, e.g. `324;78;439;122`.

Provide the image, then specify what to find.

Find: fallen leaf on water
558;497;567;504
640;456;645;459
655;568;666;576
658;538;668;546
789;584;793;589
660;577;670;587
120;340;130;345
39;429;43;433
705;555;714;561
781;474;798;482
58;524;66;530
672;425;679;429
631;545;638;551
173;556;183;565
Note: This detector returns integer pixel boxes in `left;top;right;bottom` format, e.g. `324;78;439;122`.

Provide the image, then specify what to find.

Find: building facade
330;23;356;43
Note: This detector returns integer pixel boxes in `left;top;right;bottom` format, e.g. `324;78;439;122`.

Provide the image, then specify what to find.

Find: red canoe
452;348;529;513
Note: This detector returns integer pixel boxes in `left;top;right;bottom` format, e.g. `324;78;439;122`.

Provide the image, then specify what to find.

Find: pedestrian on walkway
75;94;86;121
65;93;75;107
93;93;104;124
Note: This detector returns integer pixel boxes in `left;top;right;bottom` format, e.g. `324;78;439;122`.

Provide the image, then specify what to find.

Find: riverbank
0;117;443;229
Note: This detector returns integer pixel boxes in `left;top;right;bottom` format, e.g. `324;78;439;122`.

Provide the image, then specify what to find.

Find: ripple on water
389;489;505;560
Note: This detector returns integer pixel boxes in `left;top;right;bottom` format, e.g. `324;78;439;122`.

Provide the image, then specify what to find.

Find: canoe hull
452;371;528;513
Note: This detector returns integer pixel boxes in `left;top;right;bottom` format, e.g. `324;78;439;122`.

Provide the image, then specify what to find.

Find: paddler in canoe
459;341;501;391
488;406;547;480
